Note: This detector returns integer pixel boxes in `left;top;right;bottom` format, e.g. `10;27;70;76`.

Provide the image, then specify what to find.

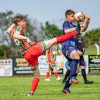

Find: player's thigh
24;53;34;65
70;50;80;60
28;43;44;57
62;45;73;59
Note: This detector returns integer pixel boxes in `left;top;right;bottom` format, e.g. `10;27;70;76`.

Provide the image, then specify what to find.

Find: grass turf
0;75;100;100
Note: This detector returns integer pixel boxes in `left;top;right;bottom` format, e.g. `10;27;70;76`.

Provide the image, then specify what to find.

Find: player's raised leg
42;31;77;51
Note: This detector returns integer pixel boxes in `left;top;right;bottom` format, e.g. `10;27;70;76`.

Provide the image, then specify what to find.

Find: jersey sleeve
16;26;24;33
63;21;70;30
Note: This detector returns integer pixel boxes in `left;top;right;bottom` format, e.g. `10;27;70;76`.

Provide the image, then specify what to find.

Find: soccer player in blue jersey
61;10;80;94
62;9;93;94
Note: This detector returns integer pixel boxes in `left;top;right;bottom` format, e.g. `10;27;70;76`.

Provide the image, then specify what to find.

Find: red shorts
49;60;56;68
24;42;44;68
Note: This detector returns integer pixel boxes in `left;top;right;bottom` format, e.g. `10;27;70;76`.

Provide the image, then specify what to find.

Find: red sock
31;77;39;94
46;72;50;79
54;72;59;78
57;31;77;43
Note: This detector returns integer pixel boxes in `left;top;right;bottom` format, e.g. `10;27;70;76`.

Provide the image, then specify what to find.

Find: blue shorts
62;44;77;59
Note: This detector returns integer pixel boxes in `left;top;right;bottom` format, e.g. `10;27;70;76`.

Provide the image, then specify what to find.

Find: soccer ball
74;11;85;22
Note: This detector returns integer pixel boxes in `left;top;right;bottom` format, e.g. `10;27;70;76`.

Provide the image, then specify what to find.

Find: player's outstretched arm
64;27;76;34
13;30;31;43
81;16;90;32
7;23;15;34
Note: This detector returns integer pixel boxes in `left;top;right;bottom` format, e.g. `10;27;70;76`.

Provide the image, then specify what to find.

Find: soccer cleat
85;80;94;84
62;89;70;94
26;92;34;96
45;78;50;81
56;77;62;81
69;77;80;84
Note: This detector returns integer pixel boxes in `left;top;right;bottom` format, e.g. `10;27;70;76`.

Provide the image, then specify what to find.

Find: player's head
65;9;75;22
13;14;27;28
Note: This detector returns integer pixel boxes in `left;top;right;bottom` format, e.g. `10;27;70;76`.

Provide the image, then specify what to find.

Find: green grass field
85;45;97;55
0;75;100;100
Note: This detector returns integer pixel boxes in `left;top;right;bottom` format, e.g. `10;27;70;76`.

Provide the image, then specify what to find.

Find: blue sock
63;80;71;90
69;59;79;78
63;59;79;90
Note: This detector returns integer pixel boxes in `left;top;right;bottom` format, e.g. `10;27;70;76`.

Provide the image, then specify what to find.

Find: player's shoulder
16;26;24;33
63;20;70;25
63;20;70;29
16;26;21;30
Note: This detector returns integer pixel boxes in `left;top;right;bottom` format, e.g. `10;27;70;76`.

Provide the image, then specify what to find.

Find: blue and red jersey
62;20;77;49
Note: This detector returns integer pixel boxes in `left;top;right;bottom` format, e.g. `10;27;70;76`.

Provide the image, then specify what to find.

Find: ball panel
74;12;85;22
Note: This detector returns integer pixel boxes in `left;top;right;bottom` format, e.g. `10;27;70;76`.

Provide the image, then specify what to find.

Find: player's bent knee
70;50;80;60
75;54;80;60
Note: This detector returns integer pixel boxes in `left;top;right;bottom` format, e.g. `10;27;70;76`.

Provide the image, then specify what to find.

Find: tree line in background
0;10;100;58
84;28;100;47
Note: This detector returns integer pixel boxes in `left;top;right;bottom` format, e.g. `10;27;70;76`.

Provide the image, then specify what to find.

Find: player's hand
85;16;90;25
85;16;90;21
26;37;31;43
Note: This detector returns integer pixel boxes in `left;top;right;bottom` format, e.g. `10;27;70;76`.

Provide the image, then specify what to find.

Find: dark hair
12;14;26;25
65;9;75;16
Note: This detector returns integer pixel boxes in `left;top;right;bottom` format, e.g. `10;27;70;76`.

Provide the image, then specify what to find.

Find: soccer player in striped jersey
7;14;78;96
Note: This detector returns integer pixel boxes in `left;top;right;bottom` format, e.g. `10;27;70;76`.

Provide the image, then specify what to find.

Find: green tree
42;21;62;39
0;11;39;58
0;45;9;59
84;28;100;47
